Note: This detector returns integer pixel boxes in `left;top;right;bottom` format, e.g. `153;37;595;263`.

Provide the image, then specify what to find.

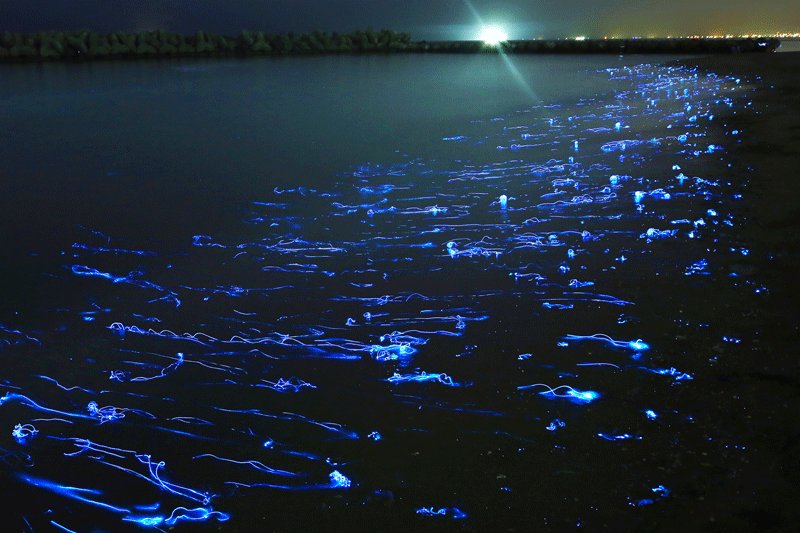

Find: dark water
778;40;800;53
0;55;786;530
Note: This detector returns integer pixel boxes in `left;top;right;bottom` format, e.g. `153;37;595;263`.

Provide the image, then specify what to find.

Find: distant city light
598;32;800;40
479;25;509;45
574;36;587;41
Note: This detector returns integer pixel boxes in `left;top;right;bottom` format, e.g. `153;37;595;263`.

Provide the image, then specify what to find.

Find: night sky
2;0;797;39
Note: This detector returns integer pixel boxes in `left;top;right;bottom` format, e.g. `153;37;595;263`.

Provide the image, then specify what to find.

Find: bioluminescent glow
193;453;301;477
214;407;360;440
387;371;462;387
416;506;468;519
59;438;214;505
0;392;93;420
71;265;181;307
224;469;353;491
564;334;650;352
0;61;767;529
12;423;39;443
257;377;316;393
0;324;41;347
50;521;78;533
641;367;694;382
18;473;131;514
597;433;643;441
123;507;230;527
629;485;672;507
517;384;600;403
329;470;352;488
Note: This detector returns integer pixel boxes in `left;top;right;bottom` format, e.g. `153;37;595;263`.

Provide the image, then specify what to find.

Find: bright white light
479;25;509;45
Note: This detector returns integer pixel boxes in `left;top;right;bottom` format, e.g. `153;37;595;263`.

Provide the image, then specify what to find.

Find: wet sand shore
680;52;800;244
670;52;800;530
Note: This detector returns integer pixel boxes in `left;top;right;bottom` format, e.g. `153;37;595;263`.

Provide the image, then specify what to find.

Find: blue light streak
597;433;642;441
87;401;155;424
563;334;650;352
629;484;671;507
640;367;694;382
416;506;468;519
0;324;41;347
50;521;78;533
257;377;317;393
18;473;131;514
6;61;760;528
194;453;300;477
12;423;38;444
72;242;157;256
517;384;600;404
225;469;353;491
641;228;677;241
0;392;93;420
387;372;462;387
71;265;181;307
59;438;214;504
214;407;359;439
123;507;230;527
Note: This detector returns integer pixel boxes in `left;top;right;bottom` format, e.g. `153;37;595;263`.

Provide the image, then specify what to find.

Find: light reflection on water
0;57;773;529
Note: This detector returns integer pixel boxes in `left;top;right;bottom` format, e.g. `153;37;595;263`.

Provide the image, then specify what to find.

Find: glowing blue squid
517;384;600;404
563;334;650;353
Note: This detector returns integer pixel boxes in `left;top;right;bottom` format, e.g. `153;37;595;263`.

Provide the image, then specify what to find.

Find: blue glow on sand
0;392;93;420
12;423;38;444
597;433;642;441
193;453;300;477
370;343;418;361
258;377;317;393
628;339;650;351
642;367;694;382
18;473;130;514
57;438;213;505
50;521;78;533
416;507;468;519
71;265;181;307
123;506;230;527
517;384;600;404
563;334;649;352
329;470;352;488
629;485;672;507
87;401;126;423
387;371;461;387
2;62;764;528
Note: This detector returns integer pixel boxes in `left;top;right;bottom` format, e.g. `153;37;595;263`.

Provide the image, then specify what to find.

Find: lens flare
479;25;509;45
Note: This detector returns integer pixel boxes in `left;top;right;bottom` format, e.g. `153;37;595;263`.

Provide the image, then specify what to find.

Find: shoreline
0;30;779;63
676;52;800;284
670;52;800;529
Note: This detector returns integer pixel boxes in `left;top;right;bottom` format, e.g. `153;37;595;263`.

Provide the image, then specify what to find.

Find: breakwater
0;30;780;62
